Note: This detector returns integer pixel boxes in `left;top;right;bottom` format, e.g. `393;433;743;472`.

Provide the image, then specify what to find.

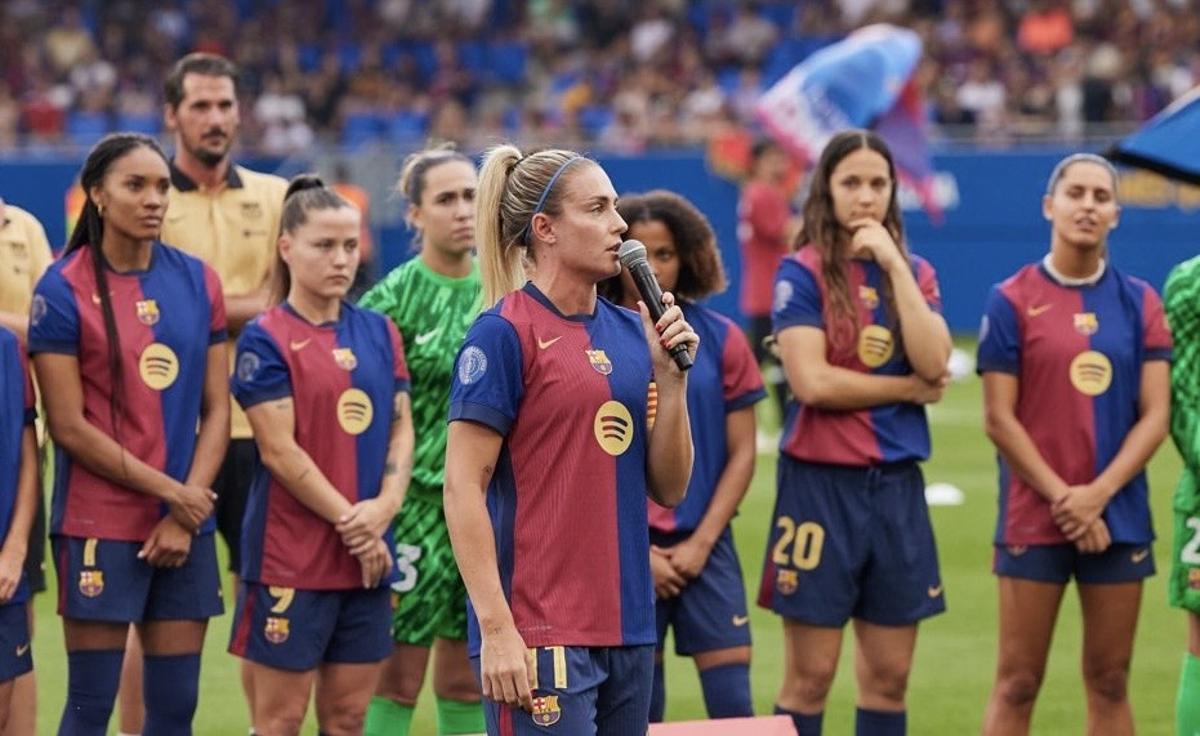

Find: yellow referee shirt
161;162;287;439
0;204;53;317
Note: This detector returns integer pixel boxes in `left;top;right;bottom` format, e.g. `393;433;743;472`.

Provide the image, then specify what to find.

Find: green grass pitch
26;345;1184;734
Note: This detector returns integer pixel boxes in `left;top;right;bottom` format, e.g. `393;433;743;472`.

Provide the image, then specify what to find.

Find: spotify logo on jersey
857;325;895;368
593;400;634;456
138;343;179;390
1070;350;1112;396
336;388;374;435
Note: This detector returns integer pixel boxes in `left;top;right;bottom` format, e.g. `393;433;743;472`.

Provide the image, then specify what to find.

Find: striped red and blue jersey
0;327;34;605
977;263;1172;545
772;245;942;466
449;284;658;654
648;302;764;534
231;302;410;590
28;244;226;541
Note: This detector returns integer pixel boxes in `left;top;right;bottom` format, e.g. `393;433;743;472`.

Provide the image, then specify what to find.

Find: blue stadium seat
487;42;528;86
758;2;796;31
410;42;438;83
338;42;362;73
116;113;160;134
457;41;488;77
66;112;110;147
297;43;322;73
341;113;383;147
578;106;614;137
387;111;428;144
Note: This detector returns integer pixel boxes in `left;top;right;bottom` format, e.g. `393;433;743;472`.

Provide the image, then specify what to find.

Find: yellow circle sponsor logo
1069;350;1112;396
336;388;374;435
138;343;179;390
857;325;894;368
593;400;634;456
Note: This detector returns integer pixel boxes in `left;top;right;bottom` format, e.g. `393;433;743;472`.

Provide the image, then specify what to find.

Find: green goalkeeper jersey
360;256;481;504
1166;255;1200;507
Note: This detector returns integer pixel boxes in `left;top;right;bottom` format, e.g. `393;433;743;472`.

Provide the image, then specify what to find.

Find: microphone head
617;239;647;269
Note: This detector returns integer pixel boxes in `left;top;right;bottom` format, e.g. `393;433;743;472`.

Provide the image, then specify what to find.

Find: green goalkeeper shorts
1170;471;1200;613
389;493;470;646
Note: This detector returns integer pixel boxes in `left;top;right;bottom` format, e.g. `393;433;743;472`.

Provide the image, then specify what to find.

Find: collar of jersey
522;282;594;323
281;299;346;329
169;160;245;192
1038;256;1108;289
412;254;479;288
81;241;160;277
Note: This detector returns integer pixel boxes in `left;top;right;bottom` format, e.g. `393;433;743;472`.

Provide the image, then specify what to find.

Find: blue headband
522;156;582;245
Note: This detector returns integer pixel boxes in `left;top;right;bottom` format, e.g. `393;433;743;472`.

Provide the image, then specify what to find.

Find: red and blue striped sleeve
1140;285;1172;361
771;257;823;332
719;318;767;412
977;285;1021;375
27;268;80;356
385;318;411;393
203;264;228;345
914;256;943;312
230;322;292;410
448;314;524;437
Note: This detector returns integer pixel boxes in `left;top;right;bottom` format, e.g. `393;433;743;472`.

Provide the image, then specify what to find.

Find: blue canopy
1108;86;1200;184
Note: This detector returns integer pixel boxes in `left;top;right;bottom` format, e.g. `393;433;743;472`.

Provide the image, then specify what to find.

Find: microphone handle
629;263;693;372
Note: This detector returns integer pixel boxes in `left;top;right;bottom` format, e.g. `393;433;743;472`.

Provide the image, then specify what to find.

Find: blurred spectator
0;0;1198;152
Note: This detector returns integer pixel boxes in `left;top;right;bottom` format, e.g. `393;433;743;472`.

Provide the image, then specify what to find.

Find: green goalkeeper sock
365;696;414;736
1179;653;1200;736
436;697;485;735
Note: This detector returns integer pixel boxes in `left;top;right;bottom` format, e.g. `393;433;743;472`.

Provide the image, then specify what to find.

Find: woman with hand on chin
444;144;699;735
979;153;1171;736
229;175;414;736
762;130;951;736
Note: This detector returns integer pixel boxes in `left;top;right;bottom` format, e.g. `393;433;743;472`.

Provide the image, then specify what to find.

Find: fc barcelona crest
264;616;290;644
332;348;358;371
79;570;104;598
531;695;562;726
1073;312;1099;336
776;569;798;595
136;299;160;325
858;285;880;310
586;349;613;375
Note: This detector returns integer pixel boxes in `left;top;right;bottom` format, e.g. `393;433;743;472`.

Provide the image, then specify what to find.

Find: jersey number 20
773;517;825;570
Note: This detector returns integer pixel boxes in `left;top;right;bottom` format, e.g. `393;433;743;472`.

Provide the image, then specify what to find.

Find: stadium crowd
1;0;1199;154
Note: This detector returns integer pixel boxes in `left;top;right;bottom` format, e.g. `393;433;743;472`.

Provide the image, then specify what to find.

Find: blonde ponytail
475;143;592;308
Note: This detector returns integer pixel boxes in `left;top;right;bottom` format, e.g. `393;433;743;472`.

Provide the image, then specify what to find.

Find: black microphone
618;239;693;372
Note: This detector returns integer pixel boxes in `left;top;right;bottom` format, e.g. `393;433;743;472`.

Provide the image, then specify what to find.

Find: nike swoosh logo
289;339;311;351
537;336;562;350
15;643;28;656
731;615;749;627
1131;549;1150;564
1026;304;1053;317
414;329;440;346
927;584;944;598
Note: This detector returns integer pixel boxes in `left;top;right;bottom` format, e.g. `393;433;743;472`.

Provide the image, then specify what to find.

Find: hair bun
286;174;326;198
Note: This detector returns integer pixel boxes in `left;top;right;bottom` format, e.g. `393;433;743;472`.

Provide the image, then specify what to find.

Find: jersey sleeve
385;318;411;394
448;314;524;436
230;322;292;410
771;257;823;332
1141;285;1172;361
203;264;228;345
27;269;80;356
976;285;1021;375
720;319;767;412
914;256;943;313
1165;262;1200;468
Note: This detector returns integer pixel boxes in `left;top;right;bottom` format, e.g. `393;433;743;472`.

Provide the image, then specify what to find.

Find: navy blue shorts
653;527;751;656
758;457;946;627
52;534;224;622
0;604;31;683
994;542;1155;584
228;582;392;672
472;645;654;735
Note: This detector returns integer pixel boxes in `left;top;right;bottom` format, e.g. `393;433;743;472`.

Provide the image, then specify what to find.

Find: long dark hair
270;174;352;305
65;133;169;433
799;130;908;350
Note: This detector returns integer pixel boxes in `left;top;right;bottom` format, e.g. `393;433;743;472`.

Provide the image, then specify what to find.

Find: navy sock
59;649;125;736
143;653;201;736
649;660;665;722
775;704;823;736
699;663;752;718
855;707;905;736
